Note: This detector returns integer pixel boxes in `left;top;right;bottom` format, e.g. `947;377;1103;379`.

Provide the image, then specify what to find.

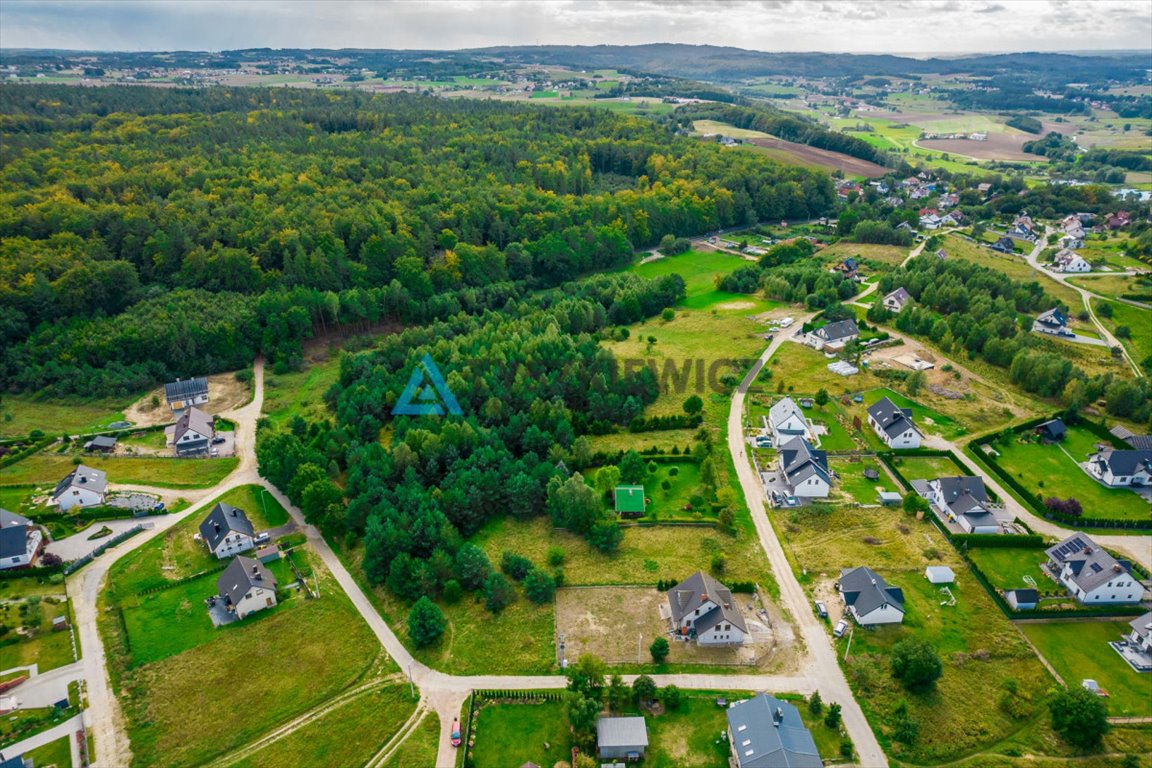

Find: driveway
2;661;83;710
46;518;146;562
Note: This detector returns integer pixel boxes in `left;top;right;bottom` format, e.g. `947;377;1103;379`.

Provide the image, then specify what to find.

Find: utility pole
408;663;414;700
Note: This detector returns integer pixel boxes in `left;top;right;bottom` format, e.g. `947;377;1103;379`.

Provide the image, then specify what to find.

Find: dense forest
0;84;836;394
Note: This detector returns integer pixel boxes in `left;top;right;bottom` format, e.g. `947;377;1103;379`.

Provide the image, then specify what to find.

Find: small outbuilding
925;566;955;585
614;485;647;518
84;435;118;453
1035;418;1067;443
877;490;902;506
1006;588;1039;611
596;716;648;760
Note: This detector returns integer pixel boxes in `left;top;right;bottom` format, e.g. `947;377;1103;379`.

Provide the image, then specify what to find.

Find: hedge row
628;413;703;433
135;563;229;596
0;437;55;468
655;577;756;593
951;533;1047;549
475;689;565;702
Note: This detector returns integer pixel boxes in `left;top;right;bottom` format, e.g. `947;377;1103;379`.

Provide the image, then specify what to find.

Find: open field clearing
0;393;139;440
1;451;238;490
917;134;1037;162
122;371;252;428
693;118;773;138
745;136;888;177
1092;298;1152;369
629;248;779;312
818;241;909;267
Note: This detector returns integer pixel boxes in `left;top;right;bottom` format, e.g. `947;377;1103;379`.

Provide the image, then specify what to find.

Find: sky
1;0;1150;56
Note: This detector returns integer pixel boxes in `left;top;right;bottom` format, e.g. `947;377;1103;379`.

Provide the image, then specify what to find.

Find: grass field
585;428;698;455
469;700;570;768
0;393;137;439
0;598;76;673
589;461;702;520
966;547;1050;591
992;429;1150;521
891;453;971;484
628;249;778;312
1070;274;1152;301
1;451;238;490
830;456;892;505
208;483;289;528
1021;621;1152;718
23;735;72;767
643;695;742;767
693;119;773;139
262;353;343;428
231;684;418;768
383;711;439;768
1092;298;1152;369
818;241;909;268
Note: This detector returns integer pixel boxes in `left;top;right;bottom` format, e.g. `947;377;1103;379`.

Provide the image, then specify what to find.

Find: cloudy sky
1;0;1149;55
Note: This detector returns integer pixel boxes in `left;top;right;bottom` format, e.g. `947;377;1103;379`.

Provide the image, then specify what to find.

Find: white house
766;397;810;445
1032;307;1072;337
1085;448;1152;487
1052;248;1091;273
1045;534;1143;605
921;476;1001;534
199;502;257;559
866;397;923;449
778;437;831;498
1127;611;1152;654
0;509;43;570
666;571;747;646
808;319;859;352
883;287;912;313
164;377;209;412
168;406;215;456
839;566;905;625
216;555;278;620
51;464;107;511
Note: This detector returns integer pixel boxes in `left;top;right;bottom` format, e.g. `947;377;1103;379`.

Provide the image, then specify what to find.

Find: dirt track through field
746;136;888;177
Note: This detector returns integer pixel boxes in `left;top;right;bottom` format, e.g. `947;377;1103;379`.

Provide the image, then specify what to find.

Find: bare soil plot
554;586;796;671
918;134;1040;162
745;137;887;178
123;371;253;427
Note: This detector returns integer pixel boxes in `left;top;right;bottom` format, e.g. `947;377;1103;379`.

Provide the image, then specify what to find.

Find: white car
833;620;849;638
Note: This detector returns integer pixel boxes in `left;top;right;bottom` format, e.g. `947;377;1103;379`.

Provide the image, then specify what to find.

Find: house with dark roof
199;503;257;559
1033;307;1071;337
215;555;278;620
726;693;821;768
666;571;747;646
838;566;905;625
882;287;913;313
990;236;1016;254
596;716;648;760
0;509;42;571
778;437;831;498
866;396;923;449
1110;425;1152;451
84;435;118;453
613;485;646;518
167;406;215;456
1034;418;1067;442
164;377;209;412
808;319;859;352
1045;533;1142;605
1085;448;1152;487
920;476;1001;534
51;464;107;511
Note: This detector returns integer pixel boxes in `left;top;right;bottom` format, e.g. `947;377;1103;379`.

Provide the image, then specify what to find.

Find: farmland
1;451;238;490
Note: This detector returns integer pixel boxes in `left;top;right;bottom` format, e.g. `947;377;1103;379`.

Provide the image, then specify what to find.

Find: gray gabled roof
1035;307;1066;328
1036;419;1066;439
86;435;118;449
1007;588;1039;603
596;716;648;749
1091;449;1152;477
0;524;32;559
164;377;208;403
199;503;255;551
884;287;912;306
1129;611;1152;641
0;508;32;528
726;693;821;768
768;397;805;431
934;476;988;513
1046;534;1131;594
1111;425;1152;450
778;437;830;486
667;571;748;633
815;319;859;342
840;566;905;616
52;464;108;499
867;396;922;439
174;406;215;443
216;555;277;606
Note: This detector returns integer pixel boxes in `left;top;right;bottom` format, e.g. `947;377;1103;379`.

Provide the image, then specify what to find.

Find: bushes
407;597;446;648
500;552;533;581
891;638;943;693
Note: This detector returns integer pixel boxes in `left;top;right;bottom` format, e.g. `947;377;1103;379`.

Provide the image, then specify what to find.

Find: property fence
134;563;229;596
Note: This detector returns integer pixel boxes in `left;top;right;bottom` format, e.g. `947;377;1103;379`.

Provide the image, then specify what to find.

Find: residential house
1032;307;1071;337
838;566;905;625
941;210;965;227
0;509;42;571
977;182;992;195
1106;211;1132;230
726;693;821;768
866;396;923;449
168;406;215;456
919;213;942;229
51;464;107;511
1126;611;1152;654
809;319;859;352
1110;425;1152;451
164;377;209;412
990;236;1016;253
767;397;810;444
1052;248;1091;273
938;193;960;209
215;555;278;620
1059;234;1084;250
1045;534;1143;604
883;195;904;207
895;221;915;234
833;257;859;278
199;502;257;559
882;287;913;313
1006;588;1039;610
1085;448;1152;487
778;438;831;498
910;186;932;201
666;571;747;646
614;485;646;518
922;476;1000;533
1034;418;1067;442
596;717;648;761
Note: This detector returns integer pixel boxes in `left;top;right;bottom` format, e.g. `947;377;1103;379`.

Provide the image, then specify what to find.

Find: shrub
441;579;462;604
1049;685;1109;749
649;637;670;663
407;597;446;648
501;551;533;581
824;702;842;728
483;572;516;614
891;638;943;692
524;568;557;604
662;684;682;710
1044;497;1082;518
808;691;823;715
547;546;566;567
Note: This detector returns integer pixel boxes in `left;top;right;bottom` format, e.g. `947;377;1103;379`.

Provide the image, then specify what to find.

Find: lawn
966;547;1050;591
0;596;76;673
1093;297;1152;370
818;241;909;268
889;454;968;484
208;483;289;529
628;249;778;312
24;735;72;767
469;700;570;768
262;352;344;428
992;429;1150;521
104;563;387;768
1;451;238;490
830;456;892;505
231;684;418;768
118;429;168;452
0;392;138;439
383;710;439;768
585;428;698;455
643;694;741;767
1021;620;1152;718
589;461;703;521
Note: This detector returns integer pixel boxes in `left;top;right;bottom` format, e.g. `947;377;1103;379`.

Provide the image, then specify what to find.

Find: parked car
254;532;271;544
212;436;226;445
833;620;848;638
814;600;828;619
785;495;798;507
451;718;462;747
770;491;782;506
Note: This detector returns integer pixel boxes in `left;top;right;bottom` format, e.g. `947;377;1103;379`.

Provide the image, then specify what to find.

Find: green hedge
0;437;55;468
951;533;1047;549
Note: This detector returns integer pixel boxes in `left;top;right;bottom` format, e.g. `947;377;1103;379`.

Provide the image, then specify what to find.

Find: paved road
46;519;148;562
